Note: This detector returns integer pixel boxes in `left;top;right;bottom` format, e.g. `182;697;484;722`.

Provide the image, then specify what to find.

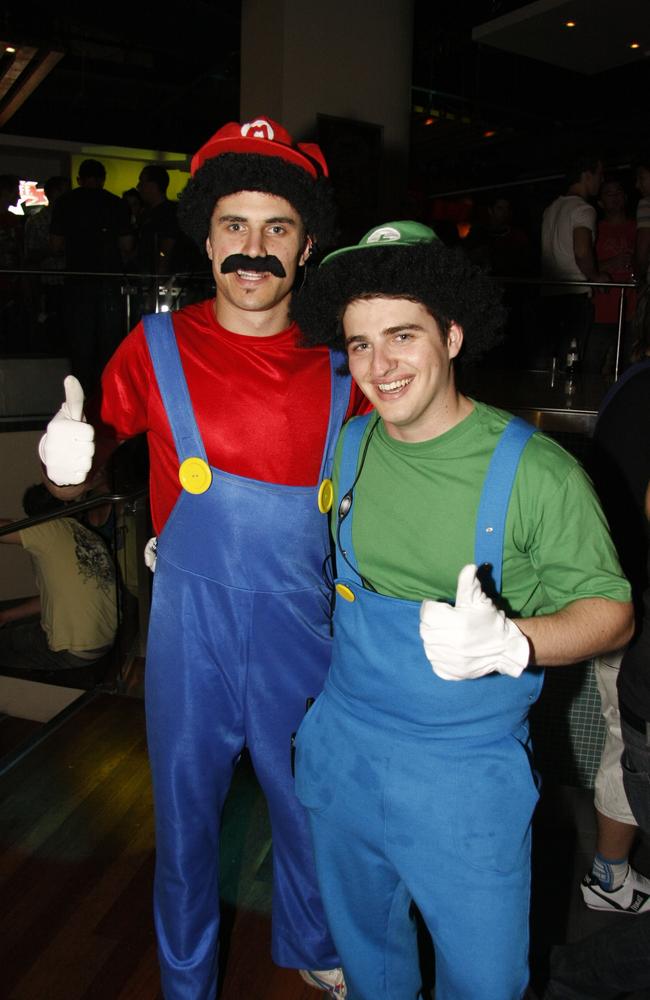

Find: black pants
544;915;650;999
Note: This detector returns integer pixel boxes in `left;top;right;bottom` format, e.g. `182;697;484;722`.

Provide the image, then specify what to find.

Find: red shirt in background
595;219;636;324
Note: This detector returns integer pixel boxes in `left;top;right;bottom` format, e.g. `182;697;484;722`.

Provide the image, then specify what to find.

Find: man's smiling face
206;190;310;331
343;296;464;443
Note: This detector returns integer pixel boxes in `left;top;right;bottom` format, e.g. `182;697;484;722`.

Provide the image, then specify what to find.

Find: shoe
581;867;650;913
299;967;347;996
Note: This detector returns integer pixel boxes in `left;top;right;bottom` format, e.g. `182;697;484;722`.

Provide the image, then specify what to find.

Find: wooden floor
2;691;649;1000
0;693;317;1000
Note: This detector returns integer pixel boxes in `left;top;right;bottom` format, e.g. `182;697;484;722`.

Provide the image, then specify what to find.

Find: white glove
419;564;530;681
144;537;158;573
38;376;95;486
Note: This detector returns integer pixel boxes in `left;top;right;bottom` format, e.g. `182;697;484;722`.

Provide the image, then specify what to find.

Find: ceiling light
630;41;640;49
5;46;16;53
564;20;576;28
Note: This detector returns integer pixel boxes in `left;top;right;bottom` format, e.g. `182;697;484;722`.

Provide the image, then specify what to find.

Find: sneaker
581;867;650;913
299;967;347;996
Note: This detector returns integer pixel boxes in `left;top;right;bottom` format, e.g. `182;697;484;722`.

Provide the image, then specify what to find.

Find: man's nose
370;344;396;375
242;228;265;257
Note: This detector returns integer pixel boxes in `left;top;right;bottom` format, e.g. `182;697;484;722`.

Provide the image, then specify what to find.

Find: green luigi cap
320;220;438;267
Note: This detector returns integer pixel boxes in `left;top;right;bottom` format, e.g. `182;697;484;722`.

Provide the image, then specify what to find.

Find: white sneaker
299;967;347;996
581;866;650;913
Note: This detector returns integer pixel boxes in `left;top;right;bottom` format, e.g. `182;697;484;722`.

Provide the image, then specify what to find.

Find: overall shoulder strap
336;412;374;568
474;416;536;595
143;312;208;463
319;349;352;481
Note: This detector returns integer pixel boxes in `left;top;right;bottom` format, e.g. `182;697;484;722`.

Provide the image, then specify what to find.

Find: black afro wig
178;153;337;251
292;242;506;364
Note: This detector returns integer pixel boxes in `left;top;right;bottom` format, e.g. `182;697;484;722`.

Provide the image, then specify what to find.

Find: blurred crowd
1;150;649;390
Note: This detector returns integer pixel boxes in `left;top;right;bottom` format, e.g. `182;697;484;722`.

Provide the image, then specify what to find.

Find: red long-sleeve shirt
98;299;368;533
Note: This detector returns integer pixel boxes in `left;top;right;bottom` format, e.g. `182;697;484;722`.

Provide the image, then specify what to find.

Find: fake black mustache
220;254;287;278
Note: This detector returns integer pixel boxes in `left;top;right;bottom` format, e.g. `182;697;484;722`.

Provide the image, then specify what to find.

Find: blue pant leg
307;814;421;1000
389;734;535;1000
412;852;530;1000
247;589;339;970
295;698;421;1000
145;560;249;1000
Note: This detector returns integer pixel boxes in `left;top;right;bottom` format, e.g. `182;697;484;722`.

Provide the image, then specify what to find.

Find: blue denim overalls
296;412;544;1000
142;313;349;999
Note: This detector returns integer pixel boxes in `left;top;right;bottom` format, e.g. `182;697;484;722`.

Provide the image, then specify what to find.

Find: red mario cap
190;117;329;179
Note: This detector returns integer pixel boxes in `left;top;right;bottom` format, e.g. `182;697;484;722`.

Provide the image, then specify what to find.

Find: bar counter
464;369;614;436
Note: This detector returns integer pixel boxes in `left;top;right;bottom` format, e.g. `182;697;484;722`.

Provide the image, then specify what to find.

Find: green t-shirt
332;400;630;618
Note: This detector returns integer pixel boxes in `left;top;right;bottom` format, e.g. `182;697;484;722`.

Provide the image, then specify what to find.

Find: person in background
589;178;636;373
50;158;133;393
466;193;531;277
541;152;610;366
0;484;117;671
133;165;180;279
0;174;25;351
582;283;650;918
544;476;650;999
24;175;70;353
634;152;650;287
122;186;144;231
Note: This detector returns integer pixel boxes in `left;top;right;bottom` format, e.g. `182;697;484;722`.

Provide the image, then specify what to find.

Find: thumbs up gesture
38;376;95;486
419;564;530;681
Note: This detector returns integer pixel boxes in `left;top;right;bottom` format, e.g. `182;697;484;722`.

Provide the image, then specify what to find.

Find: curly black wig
178;153;337;251
292;242;506;364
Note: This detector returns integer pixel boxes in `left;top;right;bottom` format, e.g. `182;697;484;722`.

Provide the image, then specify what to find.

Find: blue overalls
142;313;349;999
295;413;544;1000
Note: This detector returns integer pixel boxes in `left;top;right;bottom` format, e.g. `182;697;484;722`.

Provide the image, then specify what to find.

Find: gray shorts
594;652;637;825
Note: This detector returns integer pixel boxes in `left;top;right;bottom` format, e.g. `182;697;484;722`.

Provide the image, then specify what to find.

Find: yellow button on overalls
178;457;212;495
318;478;334;514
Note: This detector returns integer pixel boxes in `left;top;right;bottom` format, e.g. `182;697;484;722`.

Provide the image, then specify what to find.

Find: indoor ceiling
472;0;649;75
1;2;649;195
0;40;63;128
412;0;650;191
0;2;241;151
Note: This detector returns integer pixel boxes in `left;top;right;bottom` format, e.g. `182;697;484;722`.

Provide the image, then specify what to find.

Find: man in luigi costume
292;221;633;1000
39;117;368;999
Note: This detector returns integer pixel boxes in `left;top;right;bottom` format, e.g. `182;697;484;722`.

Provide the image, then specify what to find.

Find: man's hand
419;564;530;681
39;376;95;486
144;537;158;573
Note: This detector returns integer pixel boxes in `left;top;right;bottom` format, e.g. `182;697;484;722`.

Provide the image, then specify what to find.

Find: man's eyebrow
345;323;424;344
384;323;424;335
216;214;298;225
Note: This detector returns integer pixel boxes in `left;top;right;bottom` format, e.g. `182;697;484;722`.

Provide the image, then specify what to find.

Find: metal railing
0;488;151;690
0;265;639;381
487;274;636;381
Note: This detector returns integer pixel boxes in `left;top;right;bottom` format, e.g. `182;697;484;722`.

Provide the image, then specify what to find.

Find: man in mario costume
39;117;366;999
292;221;633;1000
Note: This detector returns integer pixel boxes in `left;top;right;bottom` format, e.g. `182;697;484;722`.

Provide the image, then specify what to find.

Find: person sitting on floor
0;484;117;671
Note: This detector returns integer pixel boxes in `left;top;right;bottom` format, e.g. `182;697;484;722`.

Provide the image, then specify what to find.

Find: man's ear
205;236;213;261
447;322;464;360
299;236;313;267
